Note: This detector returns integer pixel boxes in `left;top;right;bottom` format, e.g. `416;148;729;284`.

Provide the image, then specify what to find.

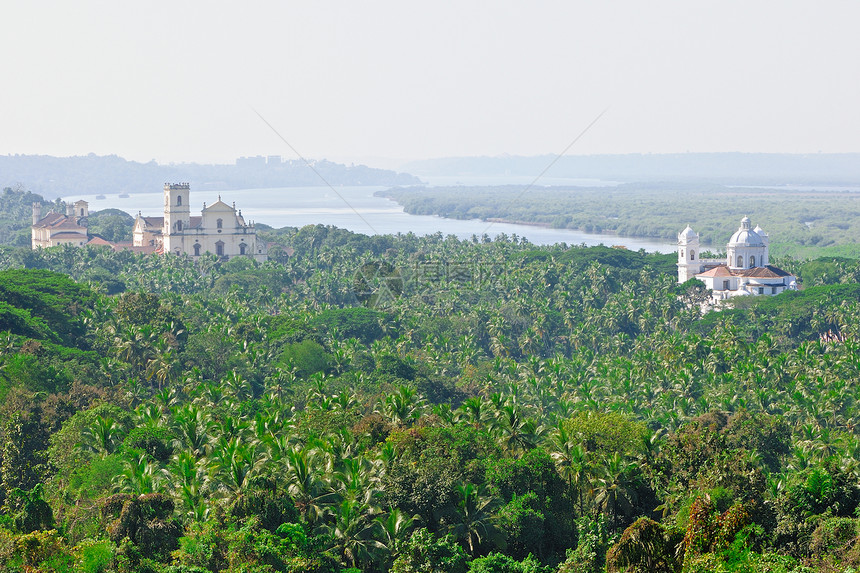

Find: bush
390;528;468;573
73;538;115;573
468;552;552;573
606;518;683;573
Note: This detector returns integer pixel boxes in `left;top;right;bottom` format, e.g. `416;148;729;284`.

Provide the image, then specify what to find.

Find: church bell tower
677;225;701;283
163;183;191;254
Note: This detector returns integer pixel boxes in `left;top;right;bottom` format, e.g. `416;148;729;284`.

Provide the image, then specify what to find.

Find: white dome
729;230;764;246
679;225;697;241
728;217;764;246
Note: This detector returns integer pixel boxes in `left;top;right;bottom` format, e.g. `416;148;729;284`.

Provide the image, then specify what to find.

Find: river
66;185;675;253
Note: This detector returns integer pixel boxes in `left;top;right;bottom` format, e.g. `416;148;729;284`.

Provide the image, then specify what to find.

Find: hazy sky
2;1;859;165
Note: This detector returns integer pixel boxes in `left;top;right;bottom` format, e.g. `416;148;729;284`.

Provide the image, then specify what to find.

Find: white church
133;183;267;262
678;217;796;302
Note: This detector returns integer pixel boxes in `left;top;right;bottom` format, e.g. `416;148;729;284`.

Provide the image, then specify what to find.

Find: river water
67;185;675;253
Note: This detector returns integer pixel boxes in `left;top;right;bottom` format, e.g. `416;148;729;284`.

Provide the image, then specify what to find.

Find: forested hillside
1;228;860;572
0;154;420;199
380;185;860;259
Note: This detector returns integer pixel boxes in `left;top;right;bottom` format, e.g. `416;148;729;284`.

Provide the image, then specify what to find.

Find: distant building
33;183;267;262
236;156;267;168
31;200;91;248
678;217;796;302
132;183;267;262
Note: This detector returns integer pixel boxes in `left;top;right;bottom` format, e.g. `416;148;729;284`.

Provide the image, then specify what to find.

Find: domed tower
163;183;191;255
727;217;767;270
677;225;701;282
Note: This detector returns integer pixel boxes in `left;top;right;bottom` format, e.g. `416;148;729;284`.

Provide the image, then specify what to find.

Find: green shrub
73;538;115;573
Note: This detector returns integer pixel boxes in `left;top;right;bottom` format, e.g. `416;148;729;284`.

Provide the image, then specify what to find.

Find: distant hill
0;154;422;199
401;153;860;185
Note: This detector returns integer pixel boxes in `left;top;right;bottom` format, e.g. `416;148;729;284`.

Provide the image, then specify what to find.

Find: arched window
193;243;201;256
239;243;247;255
680;249;684;259
690;250;695;260
177;195;182;206
216;241;224;256
750;255;756;267
176;220;182;231
217;218;223;229
737;255;744;268
80;208;85;216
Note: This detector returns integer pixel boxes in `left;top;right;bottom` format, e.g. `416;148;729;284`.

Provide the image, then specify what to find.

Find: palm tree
594;453;639;532
547;425;589;515
493;404;541;454
459;396;490;428
166;450;209;522
209;437;262;499
376;508;418;563
375;386;425;427
284;446;332;526
114;454;161;494
79;415;125;456
171;405;215;458
324;498;385;569
449;482;503;555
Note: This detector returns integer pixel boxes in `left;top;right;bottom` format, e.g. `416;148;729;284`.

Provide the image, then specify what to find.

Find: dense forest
5;189;860;571
379;184;860;259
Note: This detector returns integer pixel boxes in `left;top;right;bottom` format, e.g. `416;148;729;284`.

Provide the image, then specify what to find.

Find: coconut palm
324;498;385;569
114;453;161;494
594;452;639;532
79;415;125;457
449;482;503;555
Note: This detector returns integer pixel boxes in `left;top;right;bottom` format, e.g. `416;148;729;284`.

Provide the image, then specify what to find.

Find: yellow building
31;201;91;248
133;183;267;262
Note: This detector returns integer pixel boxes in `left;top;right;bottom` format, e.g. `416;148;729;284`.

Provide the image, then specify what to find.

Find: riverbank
67;186;677;252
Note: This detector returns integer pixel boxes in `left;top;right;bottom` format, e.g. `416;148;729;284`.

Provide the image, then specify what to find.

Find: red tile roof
735;265;792;278
697;264;792;279
696;265;734;277
86;237;114;247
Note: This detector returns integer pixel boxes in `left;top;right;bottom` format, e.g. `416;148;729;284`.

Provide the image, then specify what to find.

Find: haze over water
67;185;675;253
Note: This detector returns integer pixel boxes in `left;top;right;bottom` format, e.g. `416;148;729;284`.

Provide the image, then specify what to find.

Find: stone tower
74;200;89;218
162;183;191;255
677;225;701;283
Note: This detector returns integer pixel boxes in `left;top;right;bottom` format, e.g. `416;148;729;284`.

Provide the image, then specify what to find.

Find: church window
690;250;695;260
737;255;743;268
177;195;182;206
80;208;85;216
680;249;684;258
176;221;182;231
750;256;755;267
217;218;223;229
193;243;201;256
723;280;730;290
216;241;224;256
239;243;247;255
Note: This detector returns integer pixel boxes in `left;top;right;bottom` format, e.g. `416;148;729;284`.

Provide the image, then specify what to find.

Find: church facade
678;217;796;302
132;183;267;262
32;183;266;262
31;200;92;248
